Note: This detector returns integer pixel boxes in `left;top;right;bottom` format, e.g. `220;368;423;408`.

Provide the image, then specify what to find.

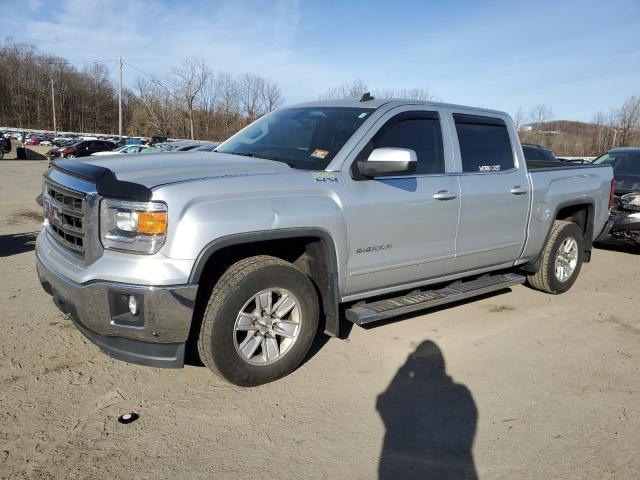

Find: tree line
1;40;638;154
0;40;283;141
515;98;640;156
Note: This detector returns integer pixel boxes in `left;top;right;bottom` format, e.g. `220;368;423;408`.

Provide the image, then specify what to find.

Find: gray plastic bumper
36;254;198;368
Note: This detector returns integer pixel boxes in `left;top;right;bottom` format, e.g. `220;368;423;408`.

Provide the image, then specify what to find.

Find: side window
361;112;445;174
454;114;514;173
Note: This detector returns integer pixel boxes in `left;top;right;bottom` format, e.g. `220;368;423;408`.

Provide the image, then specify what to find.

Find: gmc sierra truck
36;98;614;386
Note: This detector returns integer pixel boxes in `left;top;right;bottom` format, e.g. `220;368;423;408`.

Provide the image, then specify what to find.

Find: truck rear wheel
526;220;584;294
197;255;319;386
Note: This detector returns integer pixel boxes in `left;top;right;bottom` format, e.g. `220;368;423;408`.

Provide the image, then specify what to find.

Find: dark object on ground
117;412;139;424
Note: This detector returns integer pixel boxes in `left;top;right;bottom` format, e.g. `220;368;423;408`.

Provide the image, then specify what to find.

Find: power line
47;59;118;66
125;61;180;100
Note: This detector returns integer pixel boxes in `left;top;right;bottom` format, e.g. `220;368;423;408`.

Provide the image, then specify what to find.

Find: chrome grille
43;182;86;256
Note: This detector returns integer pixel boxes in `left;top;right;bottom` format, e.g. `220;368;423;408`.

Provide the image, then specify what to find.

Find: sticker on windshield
358;112;369;119
311;149;330;159
479;165;501;172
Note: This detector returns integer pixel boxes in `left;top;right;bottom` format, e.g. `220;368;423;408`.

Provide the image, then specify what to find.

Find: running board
345;273;526;325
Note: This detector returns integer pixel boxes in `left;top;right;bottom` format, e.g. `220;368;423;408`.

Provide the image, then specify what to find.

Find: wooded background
1;40;638;155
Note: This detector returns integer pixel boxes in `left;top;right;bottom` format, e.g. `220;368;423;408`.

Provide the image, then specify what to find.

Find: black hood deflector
52;159;152;201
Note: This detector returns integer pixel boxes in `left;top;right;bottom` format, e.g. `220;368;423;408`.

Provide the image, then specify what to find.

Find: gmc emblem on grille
44;199;62;226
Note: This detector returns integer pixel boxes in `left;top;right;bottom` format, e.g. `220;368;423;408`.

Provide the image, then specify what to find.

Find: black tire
197;255;320;386
526;220;585;294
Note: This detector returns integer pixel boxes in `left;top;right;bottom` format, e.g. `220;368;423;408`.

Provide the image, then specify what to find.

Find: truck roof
288;98;509;117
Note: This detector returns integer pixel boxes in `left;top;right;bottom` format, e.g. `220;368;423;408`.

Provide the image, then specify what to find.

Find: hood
78;151;293;188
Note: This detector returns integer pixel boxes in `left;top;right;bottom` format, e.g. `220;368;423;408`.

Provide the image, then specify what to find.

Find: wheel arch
522;200;595;274
189;228;341;337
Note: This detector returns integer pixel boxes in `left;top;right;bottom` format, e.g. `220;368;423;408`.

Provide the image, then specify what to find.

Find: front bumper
37;254;198;368
597;210;640;244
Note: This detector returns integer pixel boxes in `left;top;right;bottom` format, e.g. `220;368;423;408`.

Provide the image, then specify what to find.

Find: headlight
100;199;167;254
620;193;640;211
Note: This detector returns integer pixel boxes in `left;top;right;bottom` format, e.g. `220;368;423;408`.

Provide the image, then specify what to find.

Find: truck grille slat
43;182;86;257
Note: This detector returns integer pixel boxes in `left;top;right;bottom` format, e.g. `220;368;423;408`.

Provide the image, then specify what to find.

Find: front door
344;107;460;297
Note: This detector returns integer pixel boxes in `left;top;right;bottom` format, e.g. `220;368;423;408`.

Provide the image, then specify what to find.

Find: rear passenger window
454;114;514;173
361;112;445;174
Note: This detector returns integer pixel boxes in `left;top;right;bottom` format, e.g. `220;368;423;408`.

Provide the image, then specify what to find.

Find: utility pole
50;77;57;136
118;56;123;140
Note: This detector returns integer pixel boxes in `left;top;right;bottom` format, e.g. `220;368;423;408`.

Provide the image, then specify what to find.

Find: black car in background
53;139;116;159
593;147;640;246
522;143;560;163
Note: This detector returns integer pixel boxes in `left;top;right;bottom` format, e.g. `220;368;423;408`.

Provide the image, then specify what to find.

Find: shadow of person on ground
0;232;38;257
377;340;478;480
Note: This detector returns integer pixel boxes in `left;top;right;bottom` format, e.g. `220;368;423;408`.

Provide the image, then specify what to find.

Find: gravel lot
1;159;639;479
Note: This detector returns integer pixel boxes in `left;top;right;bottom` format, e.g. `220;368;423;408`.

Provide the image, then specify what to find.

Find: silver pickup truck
36;98;614;386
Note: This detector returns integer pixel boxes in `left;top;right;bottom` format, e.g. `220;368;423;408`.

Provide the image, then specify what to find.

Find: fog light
128;295;138;316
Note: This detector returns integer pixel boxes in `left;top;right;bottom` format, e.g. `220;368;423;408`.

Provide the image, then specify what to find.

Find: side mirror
357;148;417;178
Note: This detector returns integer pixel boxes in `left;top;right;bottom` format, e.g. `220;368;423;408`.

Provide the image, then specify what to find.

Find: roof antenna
360;92;374;102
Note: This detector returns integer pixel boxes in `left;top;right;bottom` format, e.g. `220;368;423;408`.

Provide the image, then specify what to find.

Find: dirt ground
1;159;639;480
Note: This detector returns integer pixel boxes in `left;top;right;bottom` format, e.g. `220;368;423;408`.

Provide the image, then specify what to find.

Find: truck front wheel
526;220;585;294
197;255;320;386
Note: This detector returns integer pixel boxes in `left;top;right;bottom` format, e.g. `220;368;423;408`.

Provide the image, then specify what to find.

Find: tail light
609;178;616;209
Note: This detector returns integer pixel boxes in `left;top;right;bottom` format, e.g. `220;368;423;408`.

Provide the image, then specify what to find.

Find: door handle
433;190;458;200
510;186;529;195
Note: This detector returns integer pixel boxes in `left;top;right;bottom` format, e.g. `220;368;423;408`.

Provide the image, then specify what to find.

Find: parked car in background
39;140;53;146
52;139;117;159
91;145;157;156
521;143;561;163
158;140;218;152
191;143;220;152
26;136;43;146
593;147;640;246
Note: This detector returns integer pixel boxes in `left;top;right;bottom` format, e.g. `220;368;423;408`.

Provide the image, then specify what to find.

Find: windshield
593;151;640;175
216;107;375;169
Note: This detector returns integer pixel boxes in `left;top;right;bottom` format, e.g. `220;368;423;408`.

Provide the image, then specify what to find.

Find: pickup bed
36;98;614;386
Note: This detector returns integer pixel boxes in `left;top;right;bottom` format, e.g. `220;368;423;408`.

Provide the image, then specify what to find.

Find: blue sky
2;0;639;121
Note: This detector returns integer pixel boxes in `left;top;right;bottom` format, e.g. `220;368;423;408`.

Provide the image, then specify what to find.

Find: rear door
447;110;530;271
344;106;460;297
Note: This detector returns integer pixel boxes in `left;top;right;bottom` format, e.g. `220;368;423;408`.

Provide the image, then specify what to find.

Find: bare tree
261;77;284;114
135;76;178;137
614;96;640;146
530;103;554;129
320;79;369;100
171;59;211;139
237;73;268;123
376;87;438;101
513;106;528;132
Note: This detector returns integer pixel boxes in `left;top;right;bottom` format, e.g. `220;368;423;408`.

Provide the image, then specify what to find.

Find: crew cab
36;98;614;386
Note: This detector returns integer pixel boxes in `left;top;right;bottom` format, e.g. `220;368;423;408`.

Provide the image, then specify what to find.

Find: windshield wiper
228;151;297;168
